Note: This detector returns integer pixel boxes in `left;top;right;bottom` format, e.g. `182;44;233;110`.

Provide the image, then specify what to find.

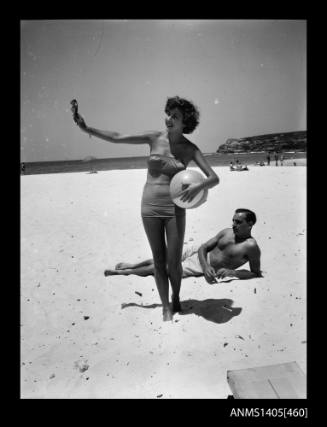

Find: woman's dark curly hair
164;96;200;134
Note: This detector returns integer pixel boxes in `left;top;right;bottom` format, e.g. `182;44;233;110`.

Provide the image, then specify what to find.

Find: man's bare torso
209;228;256;271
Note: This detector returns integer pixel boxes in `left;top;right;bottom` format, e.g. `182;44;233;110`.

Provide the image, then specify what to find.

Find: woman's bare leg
165;215;185;313
142;217;173;321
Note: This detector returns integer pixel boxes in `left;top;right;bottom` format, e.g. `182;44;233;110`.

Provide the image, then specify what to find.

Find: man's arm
246;243;262;277
198;231;224;284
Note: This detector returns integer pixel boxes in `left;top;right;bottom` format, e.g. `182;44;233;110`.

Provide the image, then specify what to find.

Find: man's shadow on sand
121;298;242;324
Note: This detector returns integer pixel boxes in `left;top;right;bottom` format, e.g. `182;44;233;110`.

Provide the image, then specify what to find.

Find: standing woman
72;96;219;321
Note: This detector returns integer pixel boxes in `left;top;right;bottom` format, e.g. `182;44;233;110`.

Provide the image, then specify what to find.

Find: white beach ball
170;170;208;209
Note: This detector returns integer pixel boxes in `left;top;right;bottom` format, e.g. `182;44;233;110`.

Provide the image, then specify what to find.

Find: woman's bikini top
147;154;185;178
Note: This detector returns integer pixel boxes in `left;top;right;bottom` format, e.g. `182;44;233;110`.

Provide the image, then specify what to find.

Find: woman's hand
73;113;87;130
179;182;203;203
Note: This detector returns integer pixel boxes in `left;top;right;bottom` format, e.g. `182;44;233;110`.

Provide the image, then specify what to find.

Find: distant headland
217;131;306;153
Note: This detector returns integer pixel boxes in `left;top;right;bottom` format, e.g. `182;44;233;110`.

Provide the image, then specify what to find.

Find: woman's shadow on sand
121;298;242;324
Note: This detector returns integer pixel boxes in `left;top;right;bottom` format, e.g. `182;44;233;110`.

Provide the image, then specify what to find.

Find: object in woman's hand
71;99;78;114
170;170;208;209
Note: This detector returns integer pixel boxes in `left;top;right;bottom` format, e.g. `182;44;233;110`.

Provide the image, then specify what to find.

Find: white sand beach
21;166;306;399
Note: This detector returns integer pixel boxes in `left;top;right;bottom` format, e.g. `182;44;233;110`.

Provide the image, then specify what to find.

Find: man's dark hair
165;96;200;134
235;208;257;225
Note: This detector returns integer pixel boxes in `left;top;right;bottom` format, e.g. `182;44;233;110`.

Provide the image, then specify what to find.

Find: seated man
104;208;262;284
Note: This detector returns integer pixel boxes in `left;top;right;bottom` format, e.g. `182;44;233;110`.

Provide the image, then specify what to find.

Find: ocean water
21;152;306;176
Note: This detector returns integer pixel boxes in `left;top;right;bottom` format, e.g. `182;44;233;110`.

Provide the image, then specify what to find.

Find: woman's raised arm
86;127;159;145
71;99;159;145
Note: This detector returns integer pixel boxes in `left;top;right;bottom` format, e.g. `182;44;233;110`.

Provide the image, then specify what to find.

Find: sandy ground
21;165;306;399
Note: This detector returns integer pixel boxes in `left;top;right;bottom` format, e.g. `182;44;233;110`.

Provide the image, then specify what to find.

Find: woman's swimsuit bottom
141;154;186;218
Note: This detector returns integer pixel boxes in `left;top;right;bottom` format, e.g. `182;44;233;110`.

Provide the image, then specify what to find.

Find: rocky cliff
217;131;306;153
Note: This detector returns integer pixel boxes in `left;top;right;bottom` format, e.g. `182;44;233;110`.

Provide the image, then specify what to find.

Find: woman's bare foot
162;306;173;322
115;262;134;270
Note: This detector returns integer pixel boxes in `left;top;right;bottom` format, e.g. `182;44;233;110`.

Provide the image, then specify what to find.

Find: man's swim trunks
141;154;186;218
181;245;207;277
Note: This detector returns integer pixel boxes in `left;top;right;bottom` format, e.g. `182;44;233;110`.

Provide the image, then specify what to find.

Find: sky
20;19;306;162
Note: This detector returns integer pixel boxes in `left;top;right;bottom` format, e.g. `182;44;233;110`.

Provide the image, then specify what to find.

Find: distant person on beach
274;151;279;166
231;159;248;171
266;153;271;166
105;208;261;284
280;154;284;166
72;96;219;321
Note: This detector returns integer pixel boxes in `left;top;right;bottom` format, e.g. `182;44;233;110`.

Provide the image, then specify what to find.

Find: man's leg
115;259;153;270
104;260;154;277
